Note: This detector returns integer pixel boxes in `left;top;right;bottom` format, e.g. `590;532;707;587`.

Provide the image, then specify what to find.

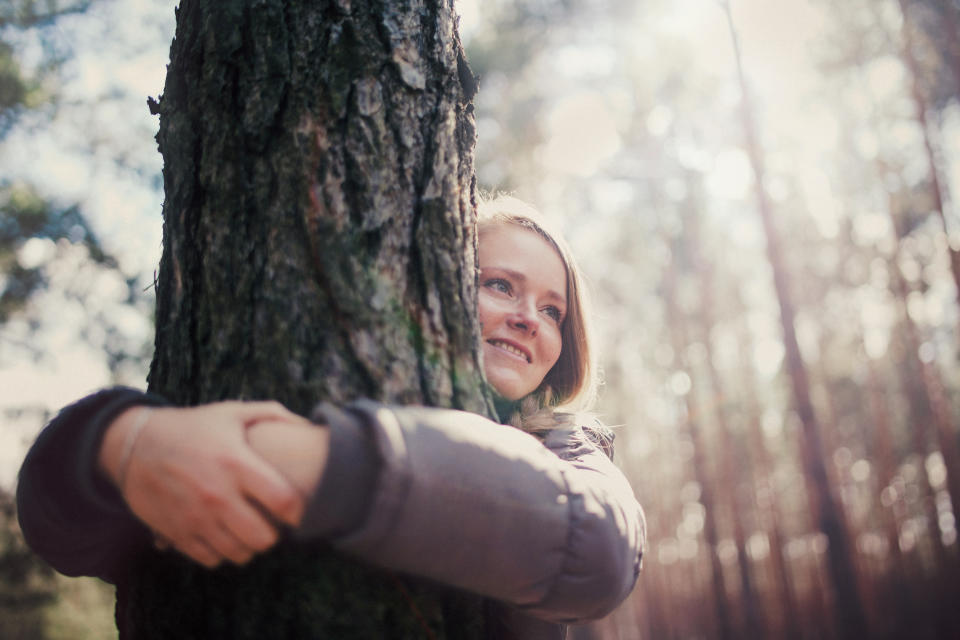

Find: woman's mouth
487;339;531;363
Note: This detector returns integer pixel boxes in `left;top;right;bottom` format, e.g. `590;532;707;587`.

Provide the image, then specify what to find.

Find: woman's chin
485;373;531;402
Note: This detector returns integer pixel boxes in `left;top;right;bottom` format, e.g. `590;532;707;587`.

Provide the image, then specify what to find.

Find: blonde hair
476;196;598;419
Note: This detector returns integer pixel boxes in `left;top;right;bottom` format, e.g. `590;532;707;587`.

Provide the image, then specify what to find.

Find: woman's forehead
479;224;567;301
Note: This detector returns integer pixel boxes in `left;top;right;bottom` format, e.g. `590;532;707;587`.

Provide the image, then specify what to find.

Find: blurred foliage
0;1;133;638
0;487;55;640
0;40;29;132
0;0;92;28
0;183;116;323
0;487;117;640
0;0;151;371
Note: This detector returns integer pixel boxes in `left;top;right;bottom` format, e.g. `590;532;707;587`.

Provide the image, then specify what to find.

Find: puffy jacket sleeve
304;400;646;624
16;387;169;583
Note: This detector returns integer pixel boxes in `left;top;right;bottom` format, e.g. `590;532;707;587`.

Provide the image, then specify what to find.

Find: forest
2;0;960;638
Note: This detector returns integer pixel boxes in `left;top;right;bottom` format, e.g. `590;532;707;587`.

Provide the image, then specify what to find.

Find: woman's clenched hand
98;401;308;568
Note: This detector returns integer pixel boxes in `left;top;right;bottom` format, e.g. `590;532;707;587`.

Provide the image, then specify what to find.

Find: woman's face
478;224;567;401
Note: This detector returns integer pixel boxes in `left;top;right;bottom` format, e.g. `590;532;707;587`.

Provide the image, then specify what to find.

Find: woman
17;197;645;637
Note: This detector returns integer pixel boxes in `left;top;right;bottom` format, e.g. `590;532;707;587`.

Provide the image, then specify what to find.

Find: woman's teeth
489;340;529;362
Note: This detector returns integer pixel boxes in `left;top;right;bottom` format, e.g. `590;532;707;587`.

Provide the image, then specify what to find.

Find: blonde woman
18;198;645;638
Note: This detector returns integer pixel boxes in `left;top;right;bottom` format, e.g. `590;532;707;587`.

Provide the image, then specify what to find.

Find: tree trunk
896;0;960;344
662;251;734;640
733;291;801;640
121;1;489;637
863;343;926;639
683;175;764;640
941;0;960;103
702;284;763;639
883;237;960;640
719;3;868;638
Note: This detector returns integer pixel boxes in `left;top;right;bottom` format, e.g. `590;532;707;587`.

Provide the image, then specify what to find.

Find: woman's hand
99;402;309;568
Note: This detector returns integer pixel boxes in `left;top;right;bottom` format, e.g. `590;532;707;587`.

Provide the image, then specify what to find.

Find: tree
719;3;869;639
118;0;489;637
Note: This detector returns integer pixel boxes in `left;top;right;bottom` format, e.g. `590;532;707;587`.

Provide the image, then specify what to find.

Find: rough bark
123;0;490;637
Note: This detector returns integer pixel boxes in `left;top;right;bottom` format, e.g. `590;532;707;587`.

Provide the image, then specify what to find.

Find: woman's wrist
98;406;153;490
245;418;331;504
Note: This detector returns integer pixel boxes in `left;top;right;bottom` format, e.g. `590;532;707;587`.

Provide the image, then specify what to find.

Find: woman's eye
484;278;512;294
542;306;563;323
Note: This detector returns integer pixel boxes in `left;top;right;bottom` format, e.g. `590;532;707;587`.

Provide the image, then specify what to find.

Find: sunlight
646;105;674;137
455;0;480;41
705;149;752;200
540;92;621;176
865;56;906;102
801;169;841;239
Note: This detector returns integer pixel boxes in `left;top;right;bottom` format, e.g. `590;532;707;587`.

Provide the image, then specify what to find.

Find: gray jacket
17;388;645;637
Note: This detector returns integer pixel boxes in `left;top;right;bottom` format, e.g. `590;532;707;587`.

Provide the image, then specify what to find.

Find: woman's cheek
545;327;563;367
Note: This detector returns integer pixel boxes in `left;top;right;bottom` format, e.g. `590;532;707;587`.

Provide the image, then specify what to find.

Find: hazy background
2;0;960;638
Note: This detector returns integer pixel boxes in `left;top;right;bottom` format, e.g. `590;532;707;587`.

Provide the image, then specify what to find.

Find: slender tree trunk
941;0;960;101
863;343;929;639
662;251;734;640
733;290;801;640
883;232;960;639
122;1;489;637
896;0;960;342
682;175;763;639
854;35;960;630
719;3;868;638
882;174;960;556
894;1;960;539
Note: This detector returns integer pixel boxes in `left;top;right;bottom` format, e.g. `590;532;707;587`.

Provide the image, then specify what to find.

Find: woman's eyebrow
490;267;566;305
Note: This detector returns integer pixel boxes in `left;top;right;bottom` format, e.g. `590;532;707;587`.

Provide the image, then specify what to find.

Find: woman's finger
224;401;300;425
177;537;223;569
219;498;281;553
234;447;306;527
114;402;309;564
243;419;333;527
201;524;256;566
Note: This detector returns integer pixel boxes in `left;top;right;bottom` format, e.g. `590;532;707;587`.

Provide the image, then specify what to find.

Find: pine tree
119;1;490;637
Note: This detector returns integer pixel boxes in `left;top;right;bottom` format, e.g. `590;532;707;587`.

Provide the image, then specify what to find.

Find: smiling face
478;224;567;401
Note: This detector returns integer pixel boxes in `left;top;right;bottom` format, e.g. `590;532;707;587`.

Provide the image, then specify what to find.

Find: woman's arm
20;390;644;622
249;401;646;624
16;388;168;582
16;388;305;581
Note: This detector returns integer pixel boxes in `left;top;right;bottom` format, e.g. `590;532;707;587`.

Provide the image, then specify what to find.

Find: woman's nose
507;302;539;336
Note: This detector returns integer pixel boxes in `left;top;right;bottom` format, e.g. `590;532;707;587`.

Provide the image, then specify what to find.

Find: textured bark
124;0;490;637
